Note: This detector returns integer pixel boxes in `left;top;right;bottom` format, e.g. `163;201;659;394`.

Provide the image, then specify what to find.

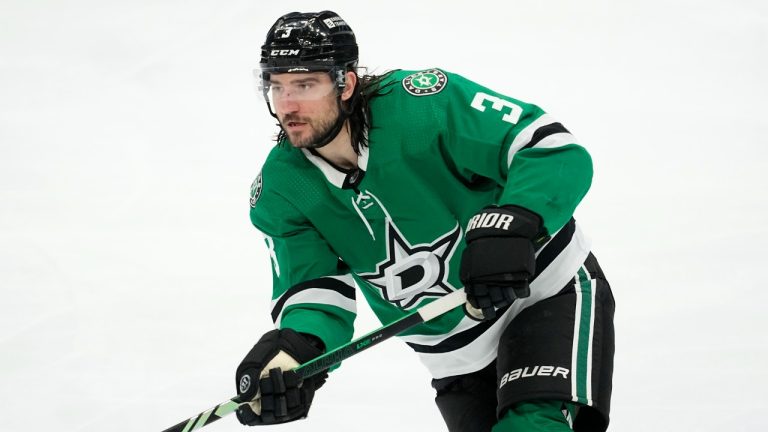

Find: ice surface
1;1;766;430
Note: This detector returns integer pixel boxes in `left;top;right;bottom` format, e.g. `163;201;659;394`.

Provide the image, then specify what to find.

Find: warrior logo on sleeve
359;221;461;309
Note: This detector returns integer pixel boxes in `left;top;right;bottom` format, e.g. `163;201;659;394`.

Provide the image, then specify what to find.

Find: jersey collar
301;145;369;189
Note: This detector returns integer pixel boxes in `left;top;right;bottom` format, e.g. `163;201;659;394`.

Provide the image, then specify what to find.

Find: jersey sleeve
249;168;356;353
437;71;593;235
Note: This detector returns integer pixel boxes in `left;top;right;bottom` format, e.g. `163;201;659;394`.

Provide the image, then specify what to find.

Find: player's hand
460;205;547;320
235;328;327;425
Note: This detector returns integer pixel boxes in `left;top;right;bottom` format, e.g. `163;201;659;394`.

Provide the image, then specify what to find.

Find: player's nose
277;98;300;114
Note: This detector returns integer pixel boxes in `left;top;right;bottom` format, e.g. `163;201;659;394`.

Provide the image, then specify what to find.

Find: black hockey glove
235;328;328;426
460;205;547;320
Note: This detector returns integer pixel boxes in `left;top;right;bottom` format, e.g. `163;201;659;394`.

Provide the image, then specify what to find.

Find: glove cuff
465;205;544;242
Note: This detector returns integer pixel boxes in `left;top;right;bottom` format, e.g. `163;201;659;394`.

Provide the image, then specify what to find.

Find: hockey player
235;10;615;432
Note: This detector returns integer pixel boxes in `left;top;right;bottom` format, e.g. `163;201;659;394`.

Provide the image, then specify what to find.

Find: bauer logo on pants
402;69;447;96
499;365;570;389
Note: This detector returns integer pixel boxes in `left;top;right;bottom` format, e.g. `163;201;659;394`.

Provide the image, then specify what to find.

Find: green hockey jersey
249;68;593;379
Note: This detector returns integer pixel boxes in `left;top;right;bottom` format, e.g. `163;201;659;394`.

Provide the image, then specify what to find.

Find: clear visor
256;67;341;106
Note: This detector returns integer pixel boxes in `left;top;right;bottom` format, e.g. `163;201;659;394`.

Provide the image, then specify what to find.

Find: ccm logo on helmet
499;365;570;389
271;49;300;56
466;212;514;231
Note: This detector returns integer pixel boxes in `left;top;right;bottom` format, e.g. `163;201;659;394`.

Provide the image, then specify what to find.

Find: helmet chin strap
308;96;349;149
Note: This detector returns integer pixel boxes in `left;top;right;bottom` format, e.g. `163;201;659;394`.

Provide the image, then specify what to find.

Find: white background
1;1;766;431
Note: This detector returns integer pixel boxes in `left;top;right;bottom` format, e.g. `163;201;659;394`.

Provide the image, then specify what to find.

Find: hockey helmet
260;11;358;88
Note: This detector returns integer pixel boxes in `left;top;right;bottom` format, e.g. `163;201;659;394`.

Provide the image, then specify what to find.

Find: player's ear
340;71;357;102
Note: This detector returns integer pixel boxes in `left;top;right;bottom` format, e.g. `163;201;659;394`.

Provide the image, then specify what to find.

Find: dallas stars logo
402;69;448;96
359;220;461;309
250;172;263;208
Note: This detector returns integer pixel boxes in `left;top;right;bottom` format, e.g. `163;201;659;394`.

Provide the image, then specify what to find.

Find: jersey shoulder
371;67;538;121
249;143;314;232
372;68;469;102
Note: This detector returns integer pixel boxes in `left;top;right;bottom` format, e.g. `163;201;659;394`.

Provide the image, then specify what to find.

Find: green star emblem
402;69;448;96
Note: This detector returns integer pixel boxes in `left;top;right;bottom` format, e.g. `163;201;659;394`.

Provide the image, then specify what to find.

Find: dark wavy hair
275;69;398;153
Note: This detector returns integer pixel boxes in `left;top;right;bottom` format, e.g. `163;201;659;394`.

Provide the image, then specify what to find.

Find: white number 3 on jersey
470;92;523;124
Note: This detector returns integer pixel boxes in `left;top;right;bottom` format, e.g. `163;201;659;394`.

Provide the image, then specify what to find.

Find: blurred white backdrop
1;1;766;431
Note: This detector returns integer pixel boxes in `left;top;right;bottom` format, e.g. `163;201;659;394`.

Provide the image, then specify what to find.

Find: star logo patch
250;172;263;208
359;221;461;309
402;69;448;96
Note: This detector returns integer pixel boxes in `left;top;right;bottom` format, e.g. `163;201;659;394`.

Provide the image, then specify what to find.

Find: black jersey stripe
406;219;577;354
271;277;356;322
534;218;576;278
522;122;570;150
407;314;499;353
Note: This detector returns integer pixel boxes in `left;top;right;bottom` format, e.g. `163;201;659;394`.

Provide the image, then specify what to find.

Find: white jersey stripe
506;113;558;167
273;288;357;327
531;132;577;150
270;274;355;309
271;274;357;326
586;278;597;405
570;271;583;402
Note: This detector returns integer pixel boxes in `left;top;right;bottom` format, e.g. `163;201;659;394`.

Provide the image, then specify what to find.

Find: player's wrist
298;332;326;353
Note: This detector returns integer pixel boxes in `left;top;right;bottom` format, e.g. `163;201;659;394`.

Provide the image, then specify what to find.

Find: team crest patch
249;172;263;208
402;69;447;96
358;221;461;309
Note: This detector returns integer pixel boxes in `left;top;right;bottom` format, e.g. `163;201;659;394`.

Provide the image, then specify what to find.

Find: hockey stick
161;289;467;432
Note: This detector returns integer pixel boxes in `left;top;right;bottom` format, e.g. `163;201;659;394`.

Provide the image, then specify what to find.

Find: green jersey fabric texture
249;69;593;379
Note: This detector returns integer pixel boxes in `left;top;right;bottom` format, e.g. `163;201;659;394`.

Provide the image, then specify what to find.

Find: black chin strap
309;97;349;149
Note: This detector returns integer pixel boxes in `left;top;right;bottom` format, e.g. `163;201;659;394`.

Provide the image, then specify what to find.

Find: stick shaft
161;398;241;432
295;289;466;379
161;289;466;431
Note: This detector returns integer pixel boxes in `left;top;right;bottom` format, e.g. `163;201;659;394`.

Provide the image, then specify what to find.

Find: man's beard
280;108;340;148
